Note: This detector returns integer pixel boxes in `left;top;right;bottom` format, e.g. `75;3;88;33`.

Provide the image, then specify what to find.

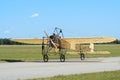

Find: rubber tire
80;53;85;60
60;54;65;62
43;55;48;62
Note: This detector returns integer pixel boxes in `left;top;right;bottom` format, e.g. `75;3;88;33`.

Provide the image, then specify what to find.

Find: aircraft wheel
60;54;65;62
80;53;85;60
43;54;48;62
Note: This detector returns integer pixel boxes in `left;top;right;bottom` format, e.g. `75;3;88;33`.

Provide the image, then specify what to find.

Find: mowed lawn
0;44;120;61
0;45;42;61
87;44;120;58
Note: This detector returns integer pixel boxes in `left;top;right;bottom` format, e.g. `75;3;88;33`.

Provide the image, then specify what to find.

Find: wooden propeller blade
50;40;58;49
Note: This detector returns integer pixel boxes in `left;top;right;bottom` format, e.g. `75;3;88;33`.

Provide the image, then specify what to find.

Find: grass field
0;44;120;61
28;70;120;80
87;44;120;58
0;45;42;61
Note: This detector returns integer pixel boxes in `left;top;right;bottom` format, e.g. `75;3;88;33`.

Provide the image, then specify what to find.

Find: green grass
86;44;120;58
0;44;120;61
28;70;120;80
66;44;120;58
0;45;42;61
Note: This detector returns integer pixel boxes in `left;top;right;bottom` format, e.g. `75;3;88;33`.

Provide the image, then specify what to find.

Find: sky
0;0;120;39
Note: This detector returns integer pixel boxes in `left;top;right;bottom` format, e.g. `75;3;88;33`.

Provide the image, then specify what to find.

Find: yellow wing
11;37;116;50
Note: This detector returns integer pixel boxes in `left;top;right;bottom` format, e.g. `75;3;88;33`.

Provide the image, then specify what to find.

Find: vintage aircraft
11;27;116;62
41;27;67;62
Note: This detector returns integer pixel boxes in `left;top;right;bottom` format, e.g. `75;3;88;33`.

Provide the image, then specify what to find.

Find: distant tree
0;38;39;45
0;38;22;45
113;39;120;44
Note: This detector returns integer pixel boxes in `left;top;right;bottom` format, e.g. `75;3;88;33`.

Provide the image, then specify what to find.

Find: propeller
44;31;58;49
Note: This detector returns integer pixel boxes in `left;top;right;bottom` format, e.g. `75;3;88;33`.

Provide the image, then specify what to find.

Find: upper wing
64;37;116;44
10;37;116;44
10;39;41;44
63;37;116;50
10;37;116;50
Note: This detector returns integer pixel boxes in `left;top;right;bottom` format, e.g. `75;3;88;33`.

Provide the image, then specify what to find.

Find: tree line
0;39;27;45
112;39;120;44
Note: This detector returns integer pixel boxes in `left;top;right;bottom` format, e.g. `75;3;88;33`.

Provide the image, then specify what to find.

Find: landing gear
60;54;65;62
42;37;48;62
80;53;85;60
43;54;48;62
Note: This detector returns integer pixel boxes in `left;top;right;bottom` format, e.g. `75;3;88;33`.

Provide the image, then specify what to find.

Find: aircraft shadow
30;59;101;63
0;58;101;63
1;59;24;62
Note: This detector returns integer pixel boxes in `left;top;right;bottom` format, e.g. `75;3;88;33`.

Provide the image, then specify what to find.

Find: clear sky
0;0;120;39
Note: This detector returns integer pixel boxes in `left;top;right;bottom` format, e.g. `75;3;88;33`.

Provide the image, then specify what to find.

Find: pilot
49;33;55;46
50;33;56;42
